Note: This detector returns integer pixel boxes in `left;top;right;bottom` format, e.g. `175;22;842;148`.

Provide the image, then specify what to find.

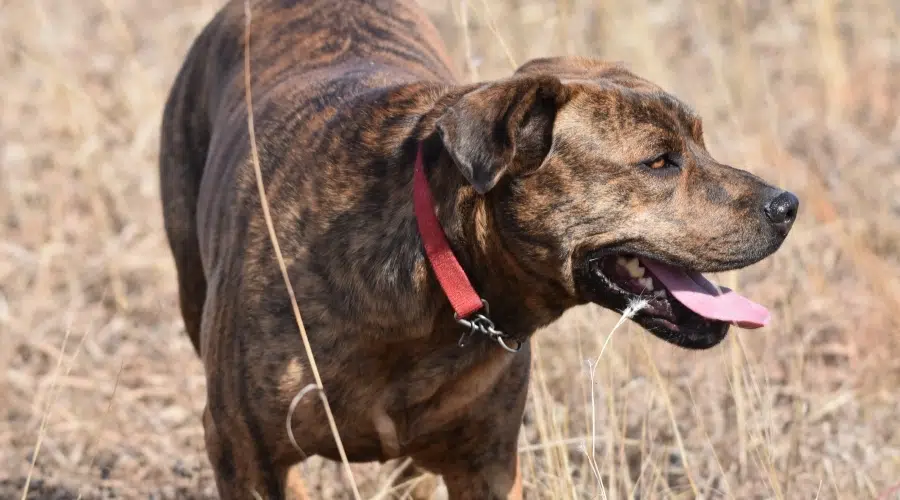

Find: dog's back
159;0;458;354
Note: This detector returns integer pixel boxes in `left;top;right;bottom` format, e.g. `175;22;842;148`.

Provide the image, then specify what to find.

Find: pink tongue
640;260;770;329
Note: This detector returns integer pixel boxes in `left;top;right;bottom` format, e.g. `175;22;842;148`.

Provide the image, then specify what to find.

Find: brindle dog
159;0;799;498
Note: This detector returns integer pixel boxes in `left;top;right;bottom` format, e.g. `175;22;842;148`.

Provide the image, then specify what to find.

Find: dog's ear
435;76;568;194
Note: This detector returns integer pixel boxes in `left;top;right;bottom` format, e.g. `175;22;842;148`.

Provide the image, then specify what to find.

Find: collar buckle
454;299;522;353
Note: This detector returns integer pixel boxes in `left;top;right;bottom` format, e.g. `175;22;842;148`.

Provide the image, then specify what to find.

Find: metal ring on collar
494;335;522;353
452;299;521;353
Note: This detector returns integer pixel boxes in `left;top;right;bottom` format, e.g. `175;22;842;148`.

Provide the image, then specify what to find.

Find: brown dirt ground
3;0;900;498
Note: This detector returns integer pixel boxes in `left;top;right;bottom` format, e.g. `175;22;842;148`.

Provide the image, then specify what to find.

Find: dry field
3;0;900;498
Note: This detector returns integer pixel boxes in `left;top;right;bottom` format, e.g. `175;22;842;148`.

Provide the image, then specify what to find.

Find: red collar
412;144;521;352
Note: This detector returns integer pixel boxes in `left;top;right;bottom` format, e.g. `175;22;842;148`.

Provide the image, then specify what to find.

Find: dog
158;0;799;498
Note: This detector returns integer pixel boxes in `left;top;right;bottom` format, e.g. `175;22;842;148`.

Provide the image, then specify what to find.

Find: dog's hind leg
159;36;212;357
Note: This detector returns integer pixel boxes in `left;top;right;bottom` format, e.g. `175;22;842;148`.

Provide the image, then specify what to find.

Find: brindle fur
159;1;796;498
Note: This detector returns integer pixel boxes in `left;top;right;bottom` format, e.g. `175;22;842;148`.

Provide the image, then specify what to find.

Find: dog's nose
764;190;799;236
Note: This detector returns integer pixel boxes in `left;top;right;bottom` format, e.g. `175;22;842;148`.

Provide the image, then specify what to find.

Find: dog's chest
366;345;517;456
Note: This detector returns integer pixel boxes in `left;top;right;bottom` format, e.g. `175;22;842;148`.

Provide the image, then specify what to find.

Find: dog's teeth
616;257;628;267
638;277;654;291
624;258;645;278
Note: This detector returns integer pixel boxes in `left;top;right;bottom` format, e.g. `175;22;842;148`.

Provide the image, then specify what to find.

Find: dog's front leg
437;454;523;500
412;346;531;500
203;405;308;500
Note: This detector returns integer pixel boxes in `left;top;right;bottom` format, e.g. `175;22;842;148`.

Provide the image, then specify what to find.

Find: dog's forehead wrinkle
651;92;702;134
569;88;690;145
588;87;699;136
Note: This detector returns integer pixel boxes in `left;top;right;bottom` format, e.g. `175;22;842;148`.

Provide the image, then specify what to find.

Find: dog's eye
642;153;680;171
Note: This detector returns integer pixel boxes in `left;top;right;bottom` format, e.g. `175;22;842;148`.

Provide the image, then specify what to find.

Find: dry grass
3;0;900;498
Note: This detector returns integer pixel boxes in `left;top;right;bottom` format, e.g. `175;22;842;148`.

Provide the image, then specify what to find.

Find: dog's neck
405;88;574;344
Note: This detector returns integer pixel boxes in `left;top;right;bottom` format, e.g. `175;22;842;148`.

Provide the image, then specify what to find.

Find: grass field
3;0;900;498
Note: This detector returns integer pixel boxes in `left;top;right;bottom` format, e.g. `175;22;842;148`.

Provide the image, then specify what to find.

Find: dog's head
435;56;799;349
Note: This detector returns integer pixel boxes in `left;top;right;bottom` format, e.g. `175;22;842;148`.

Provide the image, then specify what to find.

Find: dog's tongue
640;260;770;329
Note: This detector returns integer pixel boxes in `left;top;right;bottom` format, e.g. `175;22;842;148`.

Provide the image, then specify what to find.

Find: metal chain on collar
453;299;522;353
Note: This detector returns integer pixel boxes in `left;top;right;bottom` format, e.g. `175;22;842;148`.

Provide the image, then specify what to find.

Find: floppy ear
435;76;568;194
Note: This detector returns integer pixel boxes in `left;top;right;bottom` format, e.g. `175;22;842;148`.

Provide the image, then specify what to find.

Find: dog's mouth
584;254;770;349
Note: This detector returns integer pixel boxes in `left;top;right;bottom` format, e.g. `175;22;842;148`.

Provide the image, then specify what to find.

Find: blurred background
2;0;899;498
